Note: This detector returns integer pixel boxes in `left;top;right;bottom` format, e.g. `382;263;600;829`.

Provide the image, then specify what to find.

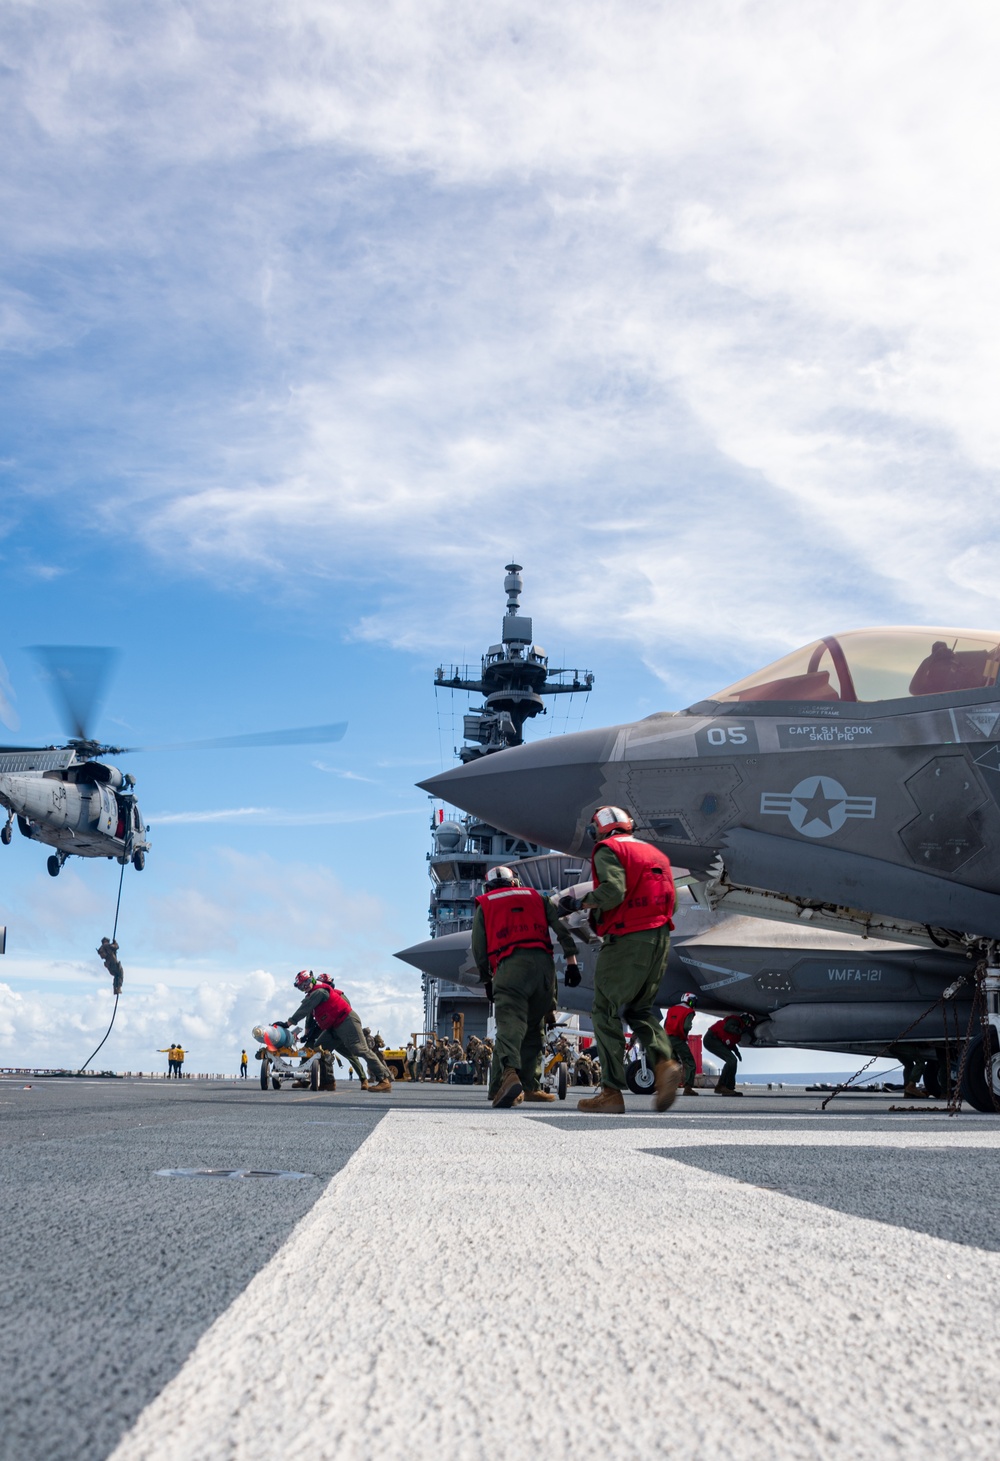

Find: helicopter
0;646;346;878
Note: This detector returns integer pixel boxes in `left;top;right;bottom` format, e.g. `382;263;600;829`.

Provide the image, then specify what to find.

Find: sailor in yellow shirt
240;1049;249;1079
157;1045;177;1078
173;1045;186;1079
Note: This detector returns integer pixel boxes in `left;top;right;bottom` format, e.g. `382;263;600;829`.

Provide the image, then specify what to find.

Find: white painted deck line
112;1111;1000;1461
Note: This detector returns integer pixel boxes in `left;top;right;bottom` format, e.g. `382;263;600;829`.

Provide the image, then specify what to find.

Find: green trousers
487;948;556;1099
320;1011;392;1083
888;1043;927;1087
703;1032;739;1089
592;927;673;1091
670;1035;697;1088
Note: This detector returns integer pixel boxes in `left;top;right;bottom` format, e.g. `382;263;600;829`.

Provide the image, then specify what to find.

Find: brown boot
683;1085;698;1096
903;1083;928;1098
492;1067;523;1109
577;1086;626;1114
714;1086;744;1097
513;1092;524;1106
653;1058;683;1113
359;1080;369;1090
523;1089;556;1103
368;1078;392;1093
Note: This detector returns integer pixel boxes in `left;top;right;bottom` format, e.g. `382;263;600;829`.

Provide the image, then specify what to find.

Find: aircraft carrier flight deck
4;1076;999;1461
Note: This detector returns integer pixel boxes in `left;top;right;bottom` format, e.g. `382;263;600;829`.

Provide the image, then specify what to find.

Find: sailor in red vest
664;991;699;1096
284;971;394;1092
704;1013;755;1096
562;806;681;1115
472;865;581;1108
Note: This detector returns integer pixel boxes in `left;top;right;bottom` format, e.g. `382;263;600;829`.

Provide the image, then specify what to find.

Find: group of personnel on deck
474;804;758;1111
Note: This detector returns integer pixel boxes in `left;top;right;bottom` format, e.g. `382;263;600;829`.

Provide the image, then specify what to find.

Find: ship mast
435;563;593;761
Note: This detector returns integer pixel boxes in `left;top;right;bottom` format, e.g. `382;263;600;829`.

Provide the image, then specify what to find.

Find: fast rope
77;845;129;1076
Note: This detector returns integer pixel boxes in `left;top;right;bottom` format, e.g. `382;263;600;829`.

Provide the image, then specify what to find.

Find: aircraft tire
0;825;10;845
960;1030;1000;1112
260;1060;269;1090
625;1058;655;1095
46;855;60;878
309;1062;321;1091
271;1076;282;1090
558;1064;567;1100
132;850;145;871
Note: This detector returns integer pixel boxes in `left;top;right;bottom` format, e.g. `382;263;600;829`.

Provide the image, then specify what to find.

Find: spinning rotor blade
28;646;119;743
128;722;348;753
0;656;19;732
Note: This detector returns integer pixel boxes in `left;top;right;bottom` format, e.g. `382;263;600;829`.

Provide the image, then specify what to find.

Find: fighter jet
420;627;1000;1107
420;628;1000;945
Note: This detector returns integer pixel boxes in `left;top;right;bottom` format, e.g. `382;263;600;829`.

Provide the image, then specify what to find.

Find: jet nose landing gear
961;965;1000;1112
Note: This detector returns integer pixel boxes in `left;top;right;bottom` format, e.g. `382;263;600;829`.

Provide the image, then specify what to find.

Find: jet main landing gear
46;852;67;878
0;815;12;846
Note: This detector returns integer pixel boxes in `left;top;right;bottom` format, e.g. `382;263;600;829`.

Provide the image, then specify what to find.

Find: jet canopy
708;628;1000;705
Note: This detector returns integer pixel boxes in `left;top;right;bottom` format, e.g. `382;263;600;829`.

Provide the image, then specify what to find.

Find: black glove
545;1010;557;1030
564;962;581;988
555;892;579;916
483;978;494;1003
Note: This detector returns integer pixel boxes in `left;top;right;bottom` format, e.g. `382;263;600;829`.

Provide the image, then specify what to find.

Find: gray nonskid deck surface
0;1079;388;1461
5;1080;1000;1461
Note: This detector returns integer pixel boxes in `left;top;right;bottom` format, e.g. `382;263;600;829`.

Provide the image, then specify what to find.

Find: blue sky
1;0;998;1073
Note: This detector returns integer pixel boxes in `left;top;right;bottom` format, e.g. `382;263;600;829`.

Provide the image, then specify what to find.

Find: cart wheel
558;1064;567;1101
259;1059;269;1090
271;1077;282;1090
310;1062;321;1091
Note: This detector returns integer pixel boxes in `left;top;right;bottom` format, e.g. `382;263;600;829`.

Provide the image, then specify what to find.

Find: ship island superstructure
422;564;593;1039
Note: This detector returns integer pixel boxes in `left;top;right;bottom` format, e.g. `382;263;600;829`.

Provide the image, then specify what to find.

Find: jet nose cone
394;931;475;985
418;725;622;855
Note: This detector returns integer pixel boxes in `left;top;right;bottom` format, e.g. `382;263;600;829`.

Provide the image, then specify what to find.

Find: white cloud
0;955;423;1072
311;762;378;783
151;806;422;825
4;0;1000;677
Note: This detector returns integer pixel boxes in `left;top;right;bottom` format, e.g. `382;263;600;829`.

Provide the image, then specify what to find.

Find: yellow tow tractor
382;1032;435;1080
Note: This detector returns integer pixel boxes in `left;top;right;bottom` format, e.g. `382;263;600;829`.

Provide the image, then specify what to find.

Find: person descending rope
78;847;130;1075
97;937;124;996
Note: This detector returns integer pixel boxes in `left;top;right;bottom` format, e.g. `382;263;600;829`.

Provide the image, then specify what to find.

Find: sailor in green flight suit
664;992;699;1095
560;806;682;1115
472;865;581;1108
704;1013;755;1095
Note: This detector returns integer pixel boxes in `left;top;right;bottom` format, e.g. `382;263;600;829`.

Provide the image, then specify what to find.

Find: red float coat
665;1005;694;1038
590;835;675;938
707;1016;743;1048
312;980;352;1031
474;886;552;973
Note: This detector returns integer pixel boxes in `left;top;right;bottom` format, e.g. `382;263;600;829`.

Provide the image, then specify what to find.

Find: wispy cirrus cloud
150;806;423;825
311;761;378;783
3;0;1000;687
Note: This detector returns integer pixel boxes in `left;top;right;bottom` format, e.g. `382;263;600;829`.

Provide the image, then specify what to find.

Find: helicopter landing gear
46;853;66;878
0;816;12;846
132;849;145;871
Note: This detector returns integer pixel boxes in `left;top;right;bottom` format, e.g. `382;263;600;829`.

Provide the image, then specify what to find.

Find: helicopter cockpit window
705;628;1000;705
